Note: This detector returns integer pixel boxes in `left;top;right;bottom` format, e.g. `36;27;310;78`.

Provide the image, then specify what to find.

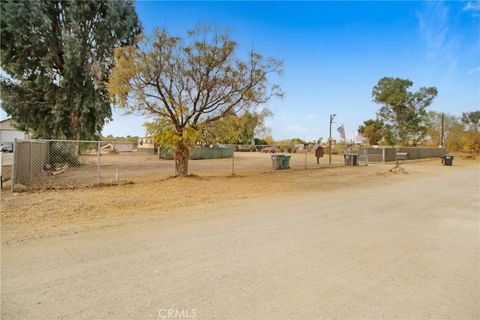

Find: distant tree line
358;77;479;153
102;135;139;143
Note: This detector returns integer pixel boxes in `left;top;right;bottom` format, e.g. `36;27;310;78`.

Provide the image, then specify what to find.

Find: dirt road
1;164;479;319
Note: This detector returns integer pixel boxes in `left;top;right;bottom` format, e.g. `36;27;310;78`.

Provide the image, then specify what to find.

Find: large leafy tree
381;124;397;146
358;119;385;145
0;0;141;140
145;109;271;147
145;108;271;149
372;77;437;146
198;109;272;145
108;27;282;176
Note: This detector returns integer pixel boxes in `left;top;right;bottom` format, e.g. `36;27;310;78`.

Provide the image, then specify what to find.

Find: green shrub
49;143;83;166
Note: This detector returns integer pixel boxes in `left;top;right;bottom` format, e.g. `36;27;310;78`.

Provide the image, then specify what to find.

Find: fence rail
5;139;447;192
357;146;447;162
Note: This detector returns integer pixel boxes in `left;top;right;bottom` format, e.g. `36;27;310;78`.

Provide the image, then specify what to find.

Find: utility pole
328;114;336;166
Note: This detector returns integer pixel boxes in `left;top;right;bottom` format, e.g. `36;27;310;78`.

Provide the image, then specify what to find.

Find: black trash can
344;153;359;166
442;155;454;166
352;154;358;166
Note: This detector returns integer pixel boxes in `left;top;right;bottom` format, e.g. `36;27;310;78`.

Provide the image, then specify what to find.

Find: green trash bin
281;155;291;169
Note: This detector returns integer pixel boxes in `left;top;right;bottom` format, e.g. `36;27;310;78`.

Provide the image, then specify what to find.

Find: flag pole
329;114;336;166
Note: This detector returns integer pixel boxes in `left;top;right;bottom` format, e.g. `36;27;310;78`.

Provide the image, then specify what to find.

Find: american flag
337;124;346;140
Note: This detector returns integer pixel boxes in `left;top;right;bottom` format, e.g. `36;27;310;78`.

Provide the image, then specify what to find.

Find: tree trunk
66;131;81;155
174;143;190;177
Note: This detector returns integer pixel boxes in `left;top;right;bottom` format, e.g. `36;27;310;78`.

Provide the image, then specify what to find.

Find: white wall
0;130;28;142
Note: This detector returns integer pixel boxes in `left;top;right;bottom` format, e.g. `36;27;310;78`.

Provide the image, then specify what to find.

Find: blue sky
2;1;479;141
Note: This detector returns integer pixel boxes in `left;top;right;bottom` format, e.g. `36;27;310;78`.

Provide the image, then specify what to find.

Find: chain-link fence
9;139;373;191
6;138;450;191
11;139;101;190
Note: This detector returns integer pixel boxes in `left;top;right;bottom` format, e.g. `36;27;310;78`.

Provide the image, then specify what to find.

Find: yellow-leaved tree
108;27;282;176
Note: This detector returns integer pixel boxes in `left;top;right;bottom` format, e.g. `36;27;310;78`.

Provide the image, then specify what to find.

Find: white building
138;136;155;149
0;119;29;142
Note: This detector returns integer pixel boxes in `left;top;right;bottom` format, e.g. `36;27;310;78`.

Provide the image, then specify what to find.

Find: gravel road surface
1;164;479;319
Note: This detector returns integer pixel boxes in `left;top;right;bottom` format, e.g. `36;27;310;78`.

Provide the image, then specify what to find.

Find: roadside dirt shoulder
1;158;478;244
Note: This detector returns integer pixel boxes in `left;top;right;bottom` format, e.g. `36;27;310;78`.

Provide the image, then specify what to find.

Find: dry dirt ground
1;158;479;319
2;151;347;189
3;154;347;243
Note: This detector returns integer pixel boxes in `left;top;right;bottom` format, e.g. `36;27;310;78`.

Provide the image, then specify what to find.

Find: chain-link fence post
97;141;101;184
231;149;235;176
11;138;17;192
364;149;368;166
0;151;3;191
28;141;32;185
